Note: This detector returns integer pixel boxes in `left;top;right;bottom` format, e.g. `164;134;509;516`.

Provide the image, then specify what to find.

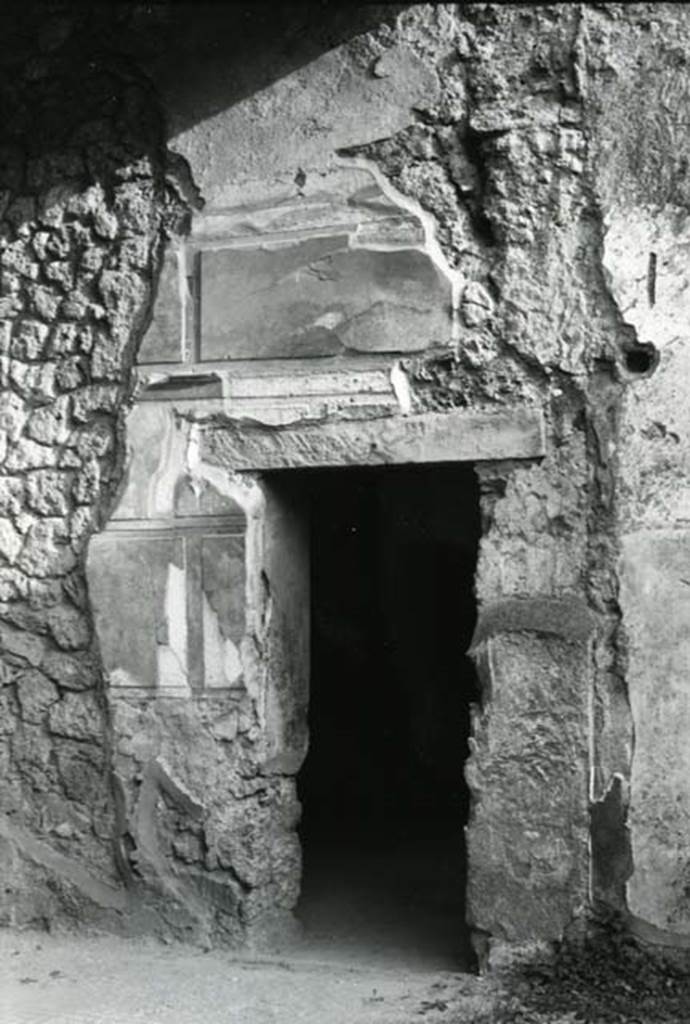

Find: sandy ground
2;924;687;1024
0;929;494;1024
0;835;491;1024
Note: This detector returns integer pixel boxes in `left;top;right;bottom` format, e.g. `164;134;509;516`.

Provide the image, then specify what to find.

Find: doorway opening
296;462;480;971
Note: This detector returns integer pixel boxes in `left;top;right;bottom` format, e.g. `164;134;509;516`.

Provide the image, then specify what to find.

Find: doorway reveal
295;462;480;970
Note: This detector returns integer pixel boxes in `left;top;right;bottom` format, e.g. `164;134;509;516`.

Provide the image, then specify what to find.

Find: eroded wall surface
585;5;690;943
1;3;688;953
0;10;188;932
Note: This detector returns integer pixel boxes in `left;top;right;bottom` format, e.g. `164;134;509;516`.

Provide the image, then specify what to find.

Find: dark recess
623;342;658;377
296;461;480;967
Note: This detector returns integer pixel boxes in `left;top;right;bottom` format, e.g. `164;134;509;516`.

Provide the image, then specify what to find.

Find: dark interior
296;462;480;971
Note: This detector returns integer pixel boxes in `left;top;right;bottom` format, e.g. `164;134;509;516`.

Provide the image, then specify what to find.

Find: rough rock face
0;12;186;931
0;2;688;958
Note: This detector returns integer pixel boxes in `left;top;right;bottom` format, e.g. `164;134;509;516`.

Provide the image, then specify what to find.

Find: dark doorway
297;462;480;971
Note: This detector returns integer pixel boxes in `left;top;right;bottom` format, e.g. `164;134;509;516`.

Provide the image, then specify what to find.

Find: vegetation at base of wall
471;933;688;1024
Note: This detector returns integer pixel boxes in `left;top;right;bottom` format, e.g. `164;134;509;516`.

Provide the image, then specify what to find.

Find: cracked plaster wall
2;2;689;954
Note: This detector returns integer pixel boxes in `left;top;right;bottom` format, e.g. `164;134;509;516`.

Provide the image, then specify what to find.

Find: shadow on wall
0;3;189;924
0;0;425;940
123;3;410;138
0;3;409;143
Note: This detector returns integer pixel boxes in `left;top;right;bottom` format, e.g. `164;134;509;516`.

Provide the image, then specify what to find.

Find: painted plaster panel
188;170;425;245
110;404;186;522
175;477;247;521
619;530;690;933
138;245;186;365
200;535;246;689
199;237;451;361
87;535;187;691
89;528;248;694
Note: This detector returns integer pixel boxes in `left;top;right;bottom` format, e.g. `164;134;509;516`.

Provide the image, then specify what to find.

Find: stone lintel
202;406;546;472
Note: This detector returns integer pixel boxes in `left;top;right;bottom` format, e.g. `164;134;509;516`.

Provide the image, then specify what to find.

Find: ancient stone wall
584;3;690;946
0;8;188;932
1;2;688;956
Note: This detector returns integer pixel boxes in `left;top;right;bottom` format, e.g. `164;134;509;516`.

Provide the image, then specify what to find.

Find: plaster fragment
203;592;243;688
156;562;189;692
390;359;414;415
336;156;463;337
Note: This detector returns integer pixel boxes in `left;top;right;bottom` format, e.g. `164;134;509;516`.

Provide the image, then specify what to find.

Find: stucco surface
587;3;690;939
619;532;690;934
167;38;442;209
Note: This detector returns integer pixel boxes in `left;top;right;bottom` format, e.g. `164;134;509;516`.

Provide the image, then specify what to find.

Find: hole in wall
623;342;659;377
294;461;480;972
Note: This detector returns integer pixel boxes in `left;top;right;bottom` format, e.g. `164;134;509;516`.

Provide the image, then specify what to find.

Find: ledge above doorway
199;405;546;472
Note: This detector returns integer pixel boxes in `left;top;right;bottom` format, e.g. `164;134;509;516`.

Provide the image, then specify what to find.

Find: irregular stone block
5;438;58;472
466;632;590;942
0;391;27;441
47;605;91;651
25;399;70;445
0;689;17;734
18;519;76;577
15;670;59;724
41;651;97;691
25;470;71;517
0;517;22;563
0;622;45;667
54;741;107;805
199;235;451;360
71;385;120;423
49;692;103;742
10;361;57;402
461;281;494;327
12;320;49;360
213;807;274;888
211;711;239;742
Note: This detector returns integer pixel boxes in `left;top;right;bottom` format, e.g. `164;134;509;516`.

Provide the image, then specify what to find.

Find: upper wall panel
199;235;451;361
137;172;454;368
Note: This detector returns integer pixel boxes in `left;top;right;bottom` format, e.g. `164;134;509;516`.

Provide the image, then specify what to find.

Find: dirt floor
0;928;493;1024
1;924;688;1024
